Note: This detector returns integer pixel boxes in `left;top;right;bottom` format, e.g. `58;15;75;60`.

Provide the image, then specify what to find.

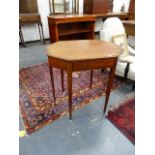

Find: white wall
113;0;130;12
21;0;130;42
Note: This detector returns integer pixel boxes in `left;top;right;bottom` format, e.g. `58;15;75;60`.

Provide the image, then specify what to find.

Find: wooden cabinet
83;0;111;14
128;0;135;20
128;0;135;12
48;14;96;43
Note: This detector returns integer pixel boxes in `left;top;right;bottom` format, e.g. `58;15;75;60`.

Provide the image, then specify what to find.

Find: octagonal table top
47;40;121;61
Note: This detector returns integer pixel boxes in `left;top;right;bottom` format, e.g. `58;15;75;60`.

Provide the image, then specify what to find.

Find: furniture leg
103;64;117;113
40;22;45;44
61;70;64;92
38;23;42;42
90;70;93;88
67;63;73;120
101;69;105;73
19;31;24;46
124;63;130;79
132;81;135;91
19;25;26;47
49;66;56;105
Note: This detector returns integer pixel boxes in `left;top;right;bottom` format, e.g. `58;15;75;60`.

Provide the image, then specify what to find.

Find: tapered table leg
103;64;117;113
49;66;56;105
61;70;64;92
90;70;93;88
67;63;73;120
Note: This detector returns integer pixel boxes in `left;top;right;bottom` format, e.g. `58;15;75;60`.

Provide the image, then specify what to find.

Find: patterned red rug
107;95;135;144
19;62;123;134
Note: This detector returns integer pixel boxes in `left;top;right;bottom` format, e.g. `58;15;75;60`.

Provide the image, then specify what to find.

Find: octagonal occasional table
47;40;121;120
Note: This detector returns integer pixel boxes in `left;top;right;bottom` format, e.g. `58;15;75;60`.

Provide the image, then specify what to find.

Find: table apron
72;58;117;71
48;57;118;71
48;57;67;70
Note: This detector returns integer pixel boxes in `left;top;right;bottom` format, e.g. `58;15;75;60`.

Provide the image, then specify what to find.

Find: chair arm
119;55;135;64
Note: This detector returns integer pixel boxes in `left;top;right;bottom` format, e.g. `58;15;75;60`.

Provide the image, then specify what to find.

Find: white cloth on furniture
99;17;135;80
127;63;135;81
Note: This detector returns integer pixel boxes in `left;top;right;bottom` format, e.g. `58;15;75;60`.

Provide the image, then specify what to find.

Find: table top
47;40;121;61
94;12;130;18
48;14;96;19
48;14;96;23
48;12;130;19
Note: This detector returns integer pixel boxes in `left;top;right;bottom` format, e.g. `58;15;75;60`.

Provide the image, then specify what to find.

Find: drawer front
73;58;117;71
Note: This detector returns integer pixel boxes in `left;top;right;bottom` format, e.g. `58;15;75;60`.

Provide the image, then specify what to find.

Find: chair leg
38;23;42;41
40;22;45;44
19;25;26;47
132;81;135;91
124;63;130;79
101;69;105;73
38;23;45;44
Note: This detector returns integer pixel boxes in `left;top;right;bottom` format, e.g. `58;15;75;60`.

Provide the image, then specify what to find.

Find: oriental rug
107;94;135;144
19;62;123;134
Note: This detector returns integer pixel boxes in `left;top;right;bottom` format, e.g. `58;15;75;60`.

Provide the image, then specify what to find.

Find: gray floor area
19;40;135;155
19;41;49;69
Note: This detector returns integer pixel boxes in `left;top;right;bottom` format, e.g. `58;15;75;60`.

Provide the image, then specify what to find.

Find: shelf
59;32;94;41
48;14;96;43
58;29;93;36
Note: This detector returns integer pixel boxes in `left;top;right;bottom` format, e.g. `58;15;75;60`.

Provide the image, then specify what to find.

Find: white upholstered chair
100;17;135;82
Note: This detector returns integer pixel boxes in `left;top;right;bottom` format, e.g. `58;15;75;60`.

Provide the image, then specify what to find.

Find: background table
47;40;121;120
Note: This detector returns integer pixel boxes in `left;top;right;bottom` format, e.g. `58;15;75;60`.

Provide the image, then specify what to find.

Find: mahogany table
47;40;121;120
